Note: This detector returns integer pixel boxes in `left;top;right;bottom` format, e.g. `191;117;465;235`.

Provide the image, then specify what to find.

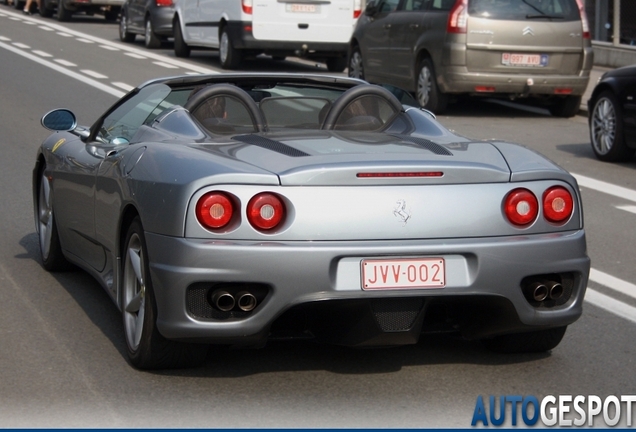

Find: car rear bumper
439;67;591;96
150;7;175;36
147;230;590;345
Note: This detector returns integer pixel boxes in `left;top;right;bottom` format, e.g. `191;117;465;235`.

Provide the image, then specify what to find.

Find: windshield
468;0;580;20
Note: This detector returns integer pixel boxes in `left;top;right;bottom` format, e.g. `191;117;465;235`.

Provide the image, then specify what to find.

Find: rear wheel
119;11;136;42
36;168;71;272
57;2;73;21
416;58;448;114
589;90;635;162
144;17;161;48
482;326;567;353
39;0;54;17
549;95;581;118
219;26;242;69
173;18;191;58
347;46;364;80
326;56;347;73
122;218;208;369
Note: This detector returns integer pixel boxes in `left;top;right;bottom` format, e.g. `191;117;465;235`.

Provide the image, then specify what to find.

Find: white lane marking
585;289;636;324
24;21;36;25
9;17;22;21
12;42;30;49
111;82;134;91
0;36;10;41
0;40;125;98
124;52;147;59
589;268;636;301
81;69;108;79
185;71;201;75
616;205;636;215
57;32;73;37
572;173;636;204
153;61;179;69
76;38;94;44
54;58;77;67
100;45;120;51
39;26;54;31
32;50;53;57
1;9;217;74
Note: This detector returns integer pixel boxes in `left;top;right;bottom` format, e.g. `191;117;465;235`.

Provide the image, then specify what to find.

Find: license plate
361;258;445;290
286;3;319;13
501;53;548;67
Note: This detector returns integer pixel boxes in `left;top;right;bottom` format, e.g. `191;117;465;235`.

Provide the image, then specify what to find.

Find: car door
359;0;400;82
128;0;146;31
384;0;426;86
181;0;203;43
623;77;636;143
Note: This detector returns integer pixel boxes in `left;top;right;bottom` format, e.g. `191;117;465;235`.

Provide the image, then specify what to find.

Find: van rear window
468;0;580;21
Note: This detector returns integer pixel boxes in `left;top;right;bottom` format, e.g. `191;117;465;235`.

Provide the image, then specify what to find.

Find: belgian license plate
286;3;319;13
501;53;548;67
361;258;445;290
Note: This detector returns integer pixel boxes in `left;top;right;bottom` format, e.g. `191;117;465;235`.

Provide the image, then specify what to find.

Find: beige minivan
348;0;593;116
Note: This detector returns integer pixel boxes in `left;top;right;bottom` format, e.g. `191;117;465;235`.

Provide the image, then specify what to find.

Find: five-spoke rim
591;97;616;155
417;65;432;107
38;174;53;260
219;31;229;64
349;50;363;79
123;233;146;351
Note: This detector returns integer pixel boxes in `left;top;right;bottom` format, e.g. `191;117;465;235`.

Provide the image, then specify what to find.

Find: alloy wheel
123;233;146;352
37;174;53;261
591;97;616;155
416;65;432;107
349;50;364;79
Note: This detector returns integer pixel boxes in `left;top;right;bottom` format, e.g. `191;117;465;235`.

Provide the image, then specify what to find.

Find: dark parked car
588;64;636;162
119;0;174;49
38;0;122;21
348;0;593;116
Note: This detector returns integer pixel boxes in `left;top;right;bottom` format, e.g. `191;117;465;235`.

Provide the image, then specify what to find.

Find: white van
173;0;361;71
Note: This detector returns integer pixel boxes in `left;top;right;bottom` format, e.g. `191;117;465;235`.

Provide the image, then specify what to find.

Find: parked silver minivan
348;0;593;116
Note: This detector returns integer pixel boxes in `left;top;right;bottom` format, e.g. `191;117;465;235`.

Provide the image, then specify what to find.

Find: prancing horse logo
393;199;411;226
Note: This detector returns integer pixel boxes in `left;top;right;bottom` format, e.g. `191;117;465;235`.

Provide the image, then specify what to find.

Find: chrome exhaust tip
236;291;257;312
211;290;235;312
529;282;549;302
546;281;564;300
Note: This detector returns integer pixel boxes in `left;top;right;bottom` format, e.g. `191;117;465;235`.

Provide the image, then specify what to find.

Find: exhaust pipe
545;280;564;300
210;290;235;312
236;291;258;312
528;281;548;302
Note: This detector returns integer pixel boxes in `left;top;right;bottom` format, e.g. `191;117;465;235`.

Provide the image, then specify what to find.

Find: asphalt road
1;8;636;428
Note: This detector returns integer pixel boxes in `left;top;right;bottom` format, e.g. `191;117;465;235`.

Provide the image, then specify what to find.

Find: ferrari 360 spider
33;73;590;369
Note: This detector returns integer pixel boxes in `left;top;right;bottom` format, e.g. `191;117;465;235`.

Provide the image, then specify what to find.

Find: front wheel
119;11;136;42
122;218;208;369
39;0;54;17
57;1;73;21
482;326;567;353
36;168;71;271
347;46;364;80
589;90;635;162
219;27;242;69
173;18;191;58
416;58;448;114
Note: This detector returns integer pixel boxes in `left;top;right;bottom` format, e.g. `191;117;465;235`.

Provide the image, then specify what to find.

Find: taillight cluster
503;186;574;227
196;191;286;232
447;0;468;34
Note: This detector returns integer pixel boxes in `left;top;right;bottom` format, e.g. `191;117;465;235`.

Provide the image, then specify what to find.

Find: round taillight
247;193;285;231
196;192;234;229
504;188;538;226
543;186;573;223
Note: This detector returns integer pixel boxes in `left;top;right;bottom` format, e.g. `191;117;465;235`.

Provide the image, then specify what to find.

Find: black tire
104;6;119;21
415;58;448;114
36;168;72;272
589;90;635;162
271;55;286;61
119;11;136;43
144;17;161;48
549;95;582;118
39;0;54;17
57;2;72;21
219;26;242;69
326;56;347;73
173;18;190;58
482;326;567;353
347;45;364;80
122;217;208;369
14;0;23;10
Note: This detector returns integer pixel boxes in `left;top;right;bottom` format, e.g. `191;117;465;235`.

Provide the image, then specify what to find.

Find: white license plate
361;258;445;290
501;53;548;67
286;3;319;13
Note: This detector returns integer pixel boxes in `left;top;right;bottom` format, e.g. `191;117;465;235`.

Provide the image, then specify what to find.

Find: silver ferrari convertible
33;74;590;369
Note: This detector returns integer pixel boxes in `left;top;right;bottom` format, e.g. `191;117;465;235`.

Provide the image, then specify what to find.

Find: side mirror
364;1;378;15
41;109;77;132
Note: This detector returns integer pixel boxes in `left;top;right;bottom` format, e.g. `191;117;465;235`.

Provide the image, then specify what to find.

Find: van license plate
502;53;548;67
361;258;445;290
286;3;319;13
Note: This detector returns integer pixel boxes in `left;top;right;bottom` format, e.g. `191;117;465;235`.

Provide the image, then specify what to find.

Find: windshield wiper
526;14;564;19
